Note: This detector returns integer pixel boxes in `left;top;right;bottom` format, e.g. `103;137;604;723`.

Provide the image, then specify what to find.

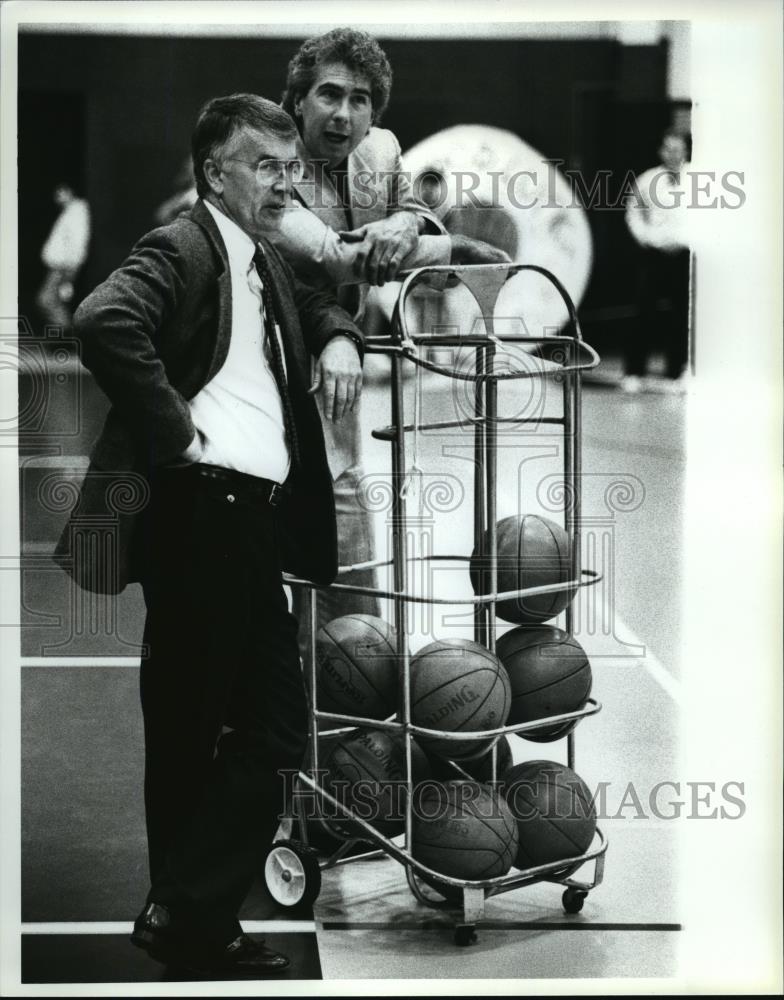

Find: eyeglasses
222;157;304;184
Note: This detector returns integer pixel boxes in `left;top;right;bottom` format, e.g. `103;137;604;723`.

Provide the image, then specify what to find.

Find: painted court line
21;657;141;667
610;615;682;704
21;920;316;935
320;920;682;932
638;648;681;704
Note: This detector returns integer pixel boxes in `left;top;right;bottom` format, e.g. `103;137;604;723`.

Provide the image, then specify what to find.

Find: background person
36;182;90;329
622;129;692;393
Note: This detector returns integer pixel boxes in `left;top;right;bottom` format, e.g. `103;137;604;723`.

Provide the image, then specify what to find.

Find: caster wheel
454;924;478;947
265;840;321;912
562;887;588;914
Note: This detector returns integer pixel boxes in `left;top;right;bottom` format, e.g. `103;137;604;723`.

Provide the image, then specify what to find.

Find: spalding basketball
412;780;518;884
316;614;399;720
323;727;430;838
496;626;592;742
504;761;596;873
411;639;511;759
469;514;574;624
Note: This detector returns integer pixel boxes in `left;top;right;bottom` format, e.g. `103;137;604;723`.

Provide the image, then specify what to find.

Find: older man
55;94;363;975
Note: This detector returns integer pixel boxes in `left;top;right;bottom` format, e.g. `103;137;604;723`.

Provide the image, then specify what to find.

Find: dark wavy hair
281;28;393;125
191;93;297;197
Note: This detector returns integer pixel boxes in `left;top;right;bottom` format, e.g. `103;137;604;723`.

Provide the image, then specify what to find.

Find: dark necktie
252;246;301;470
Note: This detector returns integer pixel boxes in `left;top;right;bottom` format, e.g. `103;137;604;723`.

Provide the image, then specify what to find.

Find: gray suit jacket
54;199;363;593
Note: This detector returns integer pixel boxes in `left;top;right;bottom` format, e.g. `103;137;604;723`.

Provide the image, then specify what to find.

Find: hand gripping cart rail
265;262;608;946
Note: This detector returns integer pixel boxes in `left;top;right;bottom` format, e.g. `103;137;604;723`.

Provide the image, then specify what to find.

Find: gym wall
18;30;684;350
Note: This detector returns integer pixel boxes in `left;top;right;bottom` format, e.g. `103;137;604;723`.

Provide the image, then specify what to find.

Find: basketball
410;639;511;759
316;614;399;720
469;514;574;624
496;626;592;742
428;735;514;783
412;780;518;883
322;727;431;838
503;761;596;872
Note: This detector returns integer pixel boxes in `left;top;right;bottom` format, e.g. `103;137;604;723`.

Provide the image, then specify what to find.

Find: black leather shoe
191;934;291;976
132;907;290;975
131;903;189;963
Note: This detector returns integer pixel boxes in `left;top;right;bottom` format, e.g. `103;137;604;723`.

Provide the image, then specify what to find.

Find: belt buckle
269;483;283;507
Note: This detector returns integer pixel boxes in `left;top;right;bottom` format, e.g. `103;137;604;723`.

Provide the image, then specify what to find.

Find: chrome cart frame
267;263;608;945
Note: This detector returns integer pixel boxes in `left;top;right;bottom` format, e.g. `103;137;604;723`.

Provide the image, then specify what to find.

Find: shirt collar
204;200;257;270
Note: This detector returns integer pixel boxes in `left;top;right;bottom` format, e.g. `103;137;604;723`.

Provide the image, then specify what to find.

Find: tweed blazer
53;199;363;593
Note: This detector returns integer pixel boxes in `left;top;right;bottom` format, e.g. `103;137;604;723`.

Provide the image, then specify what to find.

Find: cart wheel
562;887;588;914
265;840;321;911
454;924;478;947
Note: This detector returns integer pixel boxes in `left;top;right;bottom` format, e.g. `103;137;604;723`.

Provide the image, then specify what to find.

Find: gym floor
19;351;684;986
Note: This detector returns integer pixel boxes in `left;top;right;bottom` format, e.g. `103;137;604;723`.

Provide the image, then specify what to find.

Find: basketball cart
265;262;608;945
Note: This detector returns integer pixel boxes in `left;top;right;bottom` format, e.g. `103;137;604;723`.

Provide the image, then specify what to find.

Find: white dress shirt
186;201;290;482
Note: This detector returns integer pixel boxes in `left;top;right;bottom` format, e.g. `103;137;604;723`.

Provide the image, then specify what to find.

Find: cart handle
377;338;600;383
384;261;596;382
310;696;602;737
283;566;601;604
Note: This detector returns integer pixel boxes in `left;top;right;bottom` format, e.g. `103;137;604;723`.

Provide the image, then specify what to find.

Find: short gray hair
192;93;297;197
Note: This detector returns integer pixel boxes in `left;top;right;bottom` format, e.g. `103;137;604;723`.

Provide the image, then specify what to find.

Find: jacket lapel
293;138;350;232
348;141;385;231
187;200;232;383
295;139;388;232
188;201;309;392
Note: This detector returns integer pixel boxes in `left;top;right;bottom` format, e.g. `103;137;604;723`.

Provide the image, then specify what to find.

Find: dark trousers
625;247;691;380
137;467;308;945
